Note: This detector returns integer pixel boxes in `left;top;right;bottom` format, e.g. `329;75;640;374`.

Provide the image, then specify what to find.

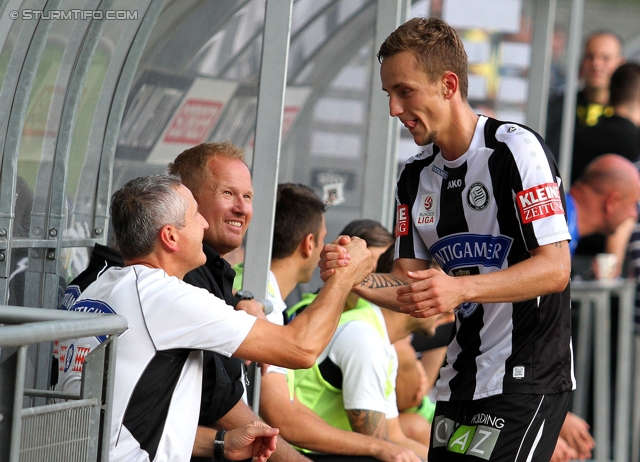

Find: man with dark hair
57;174;372;461
284;220;445;461
168;143;310;462
322;17;573;462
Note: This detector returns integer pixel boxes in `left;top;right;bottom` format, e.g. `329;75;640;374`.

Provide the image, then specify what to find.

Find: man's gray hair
110;174;189;260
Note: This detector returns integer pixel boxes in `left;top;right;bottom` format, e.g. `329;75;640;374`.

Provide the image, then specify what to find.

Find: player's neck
439;108;479;161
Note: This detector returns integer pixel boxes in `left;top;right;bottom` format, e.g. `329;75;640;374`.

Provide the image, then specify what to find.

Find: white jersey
264;270;288;376
395;116;574;401
318;304;399;418
57;265;256;462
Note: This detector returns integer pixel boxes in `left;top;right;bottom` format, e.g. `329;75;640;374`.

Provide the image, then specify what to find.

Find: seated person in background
289;220;453;460
551;412;594;462
56;174;372;461
233;183;326;327
394;336;432;447
235;188;420;462
565;154;640;276
373;245;439;448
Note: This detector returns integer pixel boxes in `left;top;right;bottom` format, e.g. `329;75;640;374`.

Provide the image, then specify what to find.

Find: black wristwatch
213;429;226;462
233;290;254;307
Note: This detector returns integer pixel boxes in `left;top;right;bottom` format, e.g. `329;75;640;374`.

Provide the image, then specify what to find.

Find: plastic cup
595;253;617;281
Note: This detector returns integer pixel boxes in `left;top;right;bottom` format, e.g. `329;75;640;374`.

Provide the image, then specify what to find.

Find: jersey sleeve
395;157;431;261
497;124;571;249
137;274;257;357
330;321;391;414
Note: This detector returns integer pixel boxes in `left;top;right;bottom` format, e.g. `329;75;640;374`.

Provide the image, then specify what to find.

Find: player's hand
373;439;424;462
550;436;578;462
336;237;372;285
235;299;268;320
318;235;352;281
396;269;464;318
223;421;279;462
559;412;594;459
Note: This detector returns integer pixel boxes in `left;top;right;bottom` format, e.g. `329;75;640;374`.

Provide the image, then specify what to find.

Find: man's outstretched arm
319;237;570;318
233;238;372;368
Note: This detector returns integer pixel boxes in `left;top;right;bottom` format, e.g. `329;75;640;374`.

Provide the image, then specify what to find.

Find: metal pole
362;0;406;229
525;0;555;135
242;0;293;413
557;0;584;183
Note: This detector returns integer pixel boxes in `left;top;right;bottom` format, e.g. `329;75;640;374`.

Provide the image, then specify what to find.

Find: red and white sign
148;77;238;165
164;99;223;144
516;183;564;224
396;205;409;237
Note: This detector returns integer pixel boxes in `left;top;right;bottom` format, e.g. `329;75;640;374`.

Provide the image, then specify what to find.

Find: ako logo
516;183;564;224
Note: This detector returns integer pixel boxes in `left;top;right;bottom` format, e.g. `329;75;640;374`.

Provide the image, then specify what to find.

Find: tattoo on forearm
347;409;387;438
360;273;408;289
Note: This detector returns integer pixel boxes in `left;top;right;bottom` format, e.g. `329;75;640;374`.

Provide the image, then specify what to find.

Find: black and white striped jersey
395;116;574;401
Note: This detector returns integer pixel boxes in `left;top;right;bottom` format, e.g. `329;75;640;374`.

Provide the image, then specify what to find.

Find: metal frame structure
0;305;127;462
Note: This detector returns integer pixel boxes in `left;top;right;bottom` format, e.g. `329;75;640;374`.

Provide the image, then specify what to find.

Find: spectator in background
570;63;640;273
572;62;640;183
546;31;625;159
289;219;448;460
565;154;640;259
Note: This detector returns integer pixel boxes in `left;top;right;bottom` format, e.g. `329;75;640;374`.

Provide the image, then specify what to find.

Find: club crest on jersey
396;204;409;236
431;164;448;179
455;302;479;318
416;194;436;226
516;183;564;224
467;182;489;211
429;233;513;274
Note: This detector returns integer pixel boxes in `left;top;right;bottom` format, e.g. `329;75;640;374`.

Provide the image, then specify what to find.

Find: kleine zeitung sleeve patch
396;204;409;237
516;183;565;224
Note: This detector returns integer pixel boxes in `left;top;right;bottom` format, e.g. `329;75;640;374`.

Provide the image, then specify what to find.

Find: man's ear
442;72;459;100
158;224;179;253
300;233;316;258
604;191;622;216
